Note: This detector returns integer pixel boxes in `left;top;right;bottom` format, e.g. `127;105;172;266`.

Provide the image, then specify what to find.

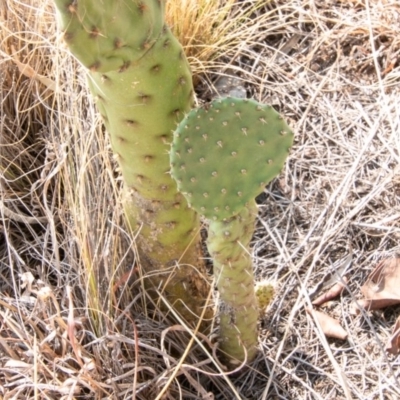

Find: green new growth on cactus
170;97;294;363
255;280;275;315
52;0;211;325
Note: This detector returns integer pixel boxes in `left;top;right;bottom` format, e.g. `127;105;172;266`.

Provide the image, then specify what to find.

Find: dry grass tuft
166;0;265;71
1;0;400;399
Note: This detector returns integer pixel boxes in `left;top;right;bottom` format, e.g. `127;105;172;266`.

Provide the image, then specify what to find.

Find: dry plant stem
53;0;211;324
207;201;259;363
0;200;48;224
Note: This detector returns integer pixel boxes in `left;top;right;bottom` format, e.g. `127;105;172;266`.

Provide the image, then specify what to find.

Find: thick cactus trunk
53;0;211;324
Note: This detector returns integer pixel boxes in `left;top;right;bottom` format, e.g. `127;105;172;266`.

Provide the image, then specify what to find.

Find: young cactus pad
170;97;294;363
170;97;294;221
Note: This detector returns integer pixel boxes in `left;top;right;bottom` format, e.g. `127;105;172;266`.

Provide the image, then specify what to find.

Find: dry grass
1;0;400;399
166;0;265;70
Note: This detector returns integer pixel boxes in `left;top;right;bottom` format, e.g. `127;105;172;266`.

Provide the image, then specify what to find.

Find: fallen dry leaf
312;277;348;306
359;258;400;311
386;316;400;355
306;308;348;340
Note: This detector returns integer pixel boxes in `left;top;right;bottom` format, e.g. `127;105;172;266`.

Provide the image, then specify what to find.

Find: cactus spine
170;97;294;363
53;0;211;324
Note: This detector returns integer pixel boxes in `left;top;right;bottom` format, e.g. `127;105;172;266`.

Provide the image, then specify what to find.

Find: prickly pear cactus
170;97;294;363
53;0;211;325
170;97;293;220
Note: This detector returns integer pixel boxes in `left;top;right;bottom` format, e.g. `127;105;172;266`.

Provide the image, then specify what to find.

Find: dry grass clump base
1;0;400;399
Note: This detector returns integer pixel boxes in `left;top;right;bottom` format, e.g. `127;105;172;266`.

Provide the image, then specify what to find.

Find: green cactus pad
170;97;294;220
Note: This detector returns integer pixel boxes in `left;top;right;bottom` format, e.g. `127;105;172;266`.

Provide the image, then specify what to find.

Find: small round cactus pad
170;97;294;220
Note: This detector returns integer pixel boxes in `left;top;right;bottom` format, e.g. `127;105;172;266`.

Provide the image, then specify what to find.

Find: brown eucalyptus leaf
360;258;400;311
306;308;348;340
386;316;400;355
312;277;348;306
